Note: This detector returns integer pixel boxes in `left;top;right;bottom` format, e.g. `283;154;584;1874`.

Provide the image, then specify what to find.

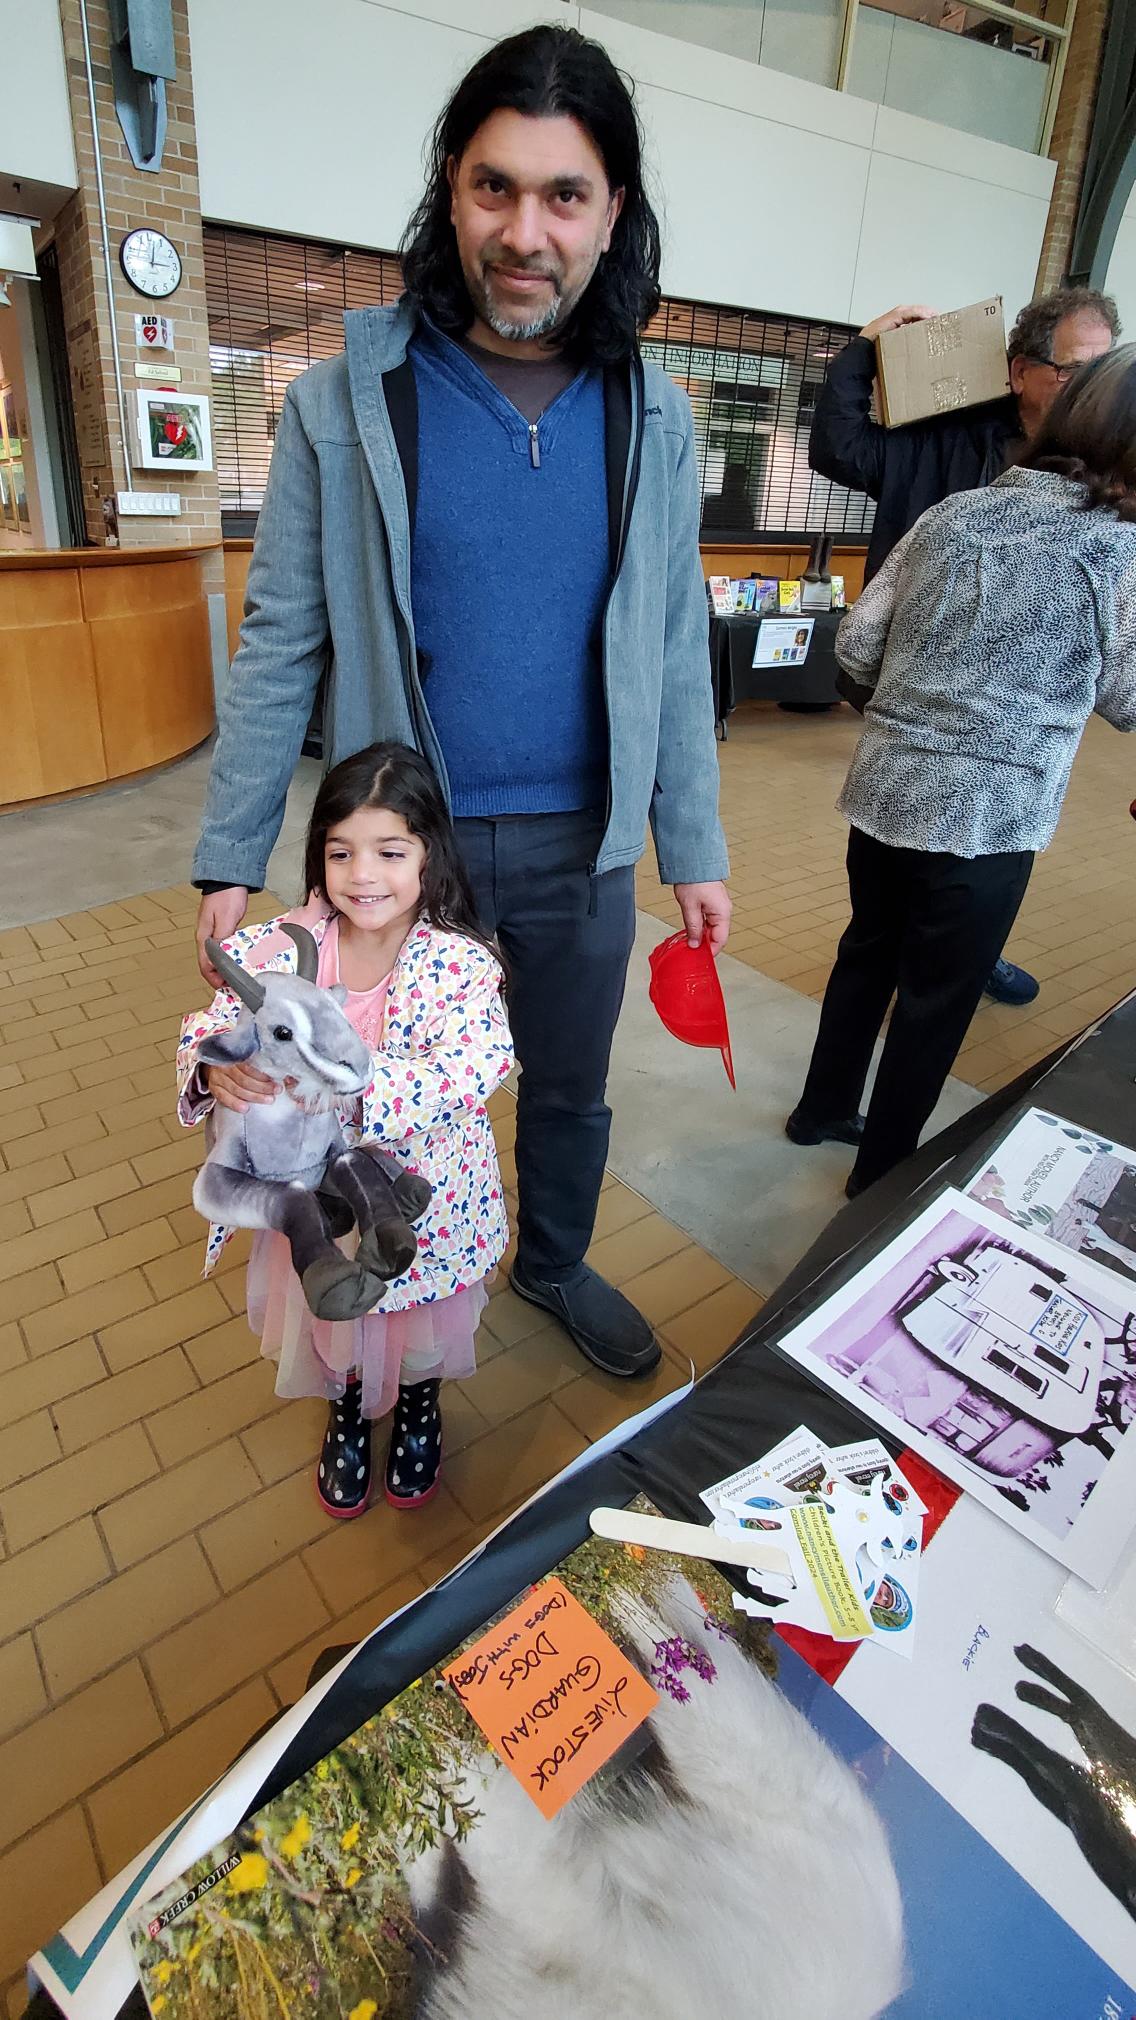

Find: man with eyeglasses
808;283;1119;1011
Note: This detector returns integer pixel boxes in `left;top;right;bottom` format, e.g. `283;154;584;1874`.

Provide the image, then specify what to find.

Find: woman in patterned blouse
787;345;1136;1197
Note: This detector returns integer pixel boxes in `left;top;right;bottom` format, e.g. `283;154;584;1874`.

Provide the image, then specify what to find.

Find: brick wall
54;0;220;554
1035;0;1111;298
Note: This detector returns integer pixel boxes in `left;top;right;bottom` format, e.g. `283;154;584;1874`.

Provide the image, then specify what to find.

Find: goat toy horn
280;922;319;982
205;940;266;1012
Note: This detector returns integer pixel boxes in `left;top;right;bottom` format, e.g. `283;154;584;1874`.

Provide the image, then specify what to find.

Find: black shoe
984;959;1040;1007
509;1262;662;1379
845;1170;870;1201
786;1109;865;1148
385;1378;443;1508
317;1380;371;1519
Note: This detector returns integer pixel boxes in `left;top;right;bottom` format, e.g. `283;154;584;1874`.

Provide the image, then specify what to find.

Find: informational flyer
752;616;814;667
705;1430;925;1655
774;1189;1136;1585
967;1107;1136;1288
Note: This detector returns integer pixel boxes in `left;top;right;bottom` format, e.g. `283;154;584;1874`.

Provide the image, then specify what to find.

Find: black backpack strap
382;358;419;540
602;359;633;578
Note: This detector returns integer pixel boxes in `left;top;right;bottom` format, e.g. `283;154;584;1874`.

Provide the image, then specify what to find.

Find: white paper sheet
965;1106;1136;1290
774;1189;1136;1585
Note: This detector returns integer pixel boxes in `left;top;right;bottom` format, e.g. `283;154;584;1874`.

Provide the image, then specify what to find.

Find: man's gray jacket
193;298;727;891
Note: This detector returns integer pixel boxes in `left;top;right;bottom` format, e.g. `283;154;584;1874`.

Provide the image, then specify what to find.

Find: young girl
177;743;513;1516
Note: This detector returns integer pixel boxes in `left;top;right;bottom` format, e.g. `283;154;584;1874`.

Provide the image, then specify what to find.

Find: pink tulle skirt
246;1230;487;1420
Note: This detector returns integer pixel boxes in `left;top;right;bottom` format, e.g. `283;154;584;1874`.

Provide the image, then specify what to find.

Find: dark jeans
799;826;1033;1187
455;810;636;1279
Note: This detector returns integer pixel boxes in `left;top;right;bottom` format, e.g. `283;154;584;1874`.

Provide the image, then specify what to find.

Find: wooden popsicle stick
589;1506;794;1583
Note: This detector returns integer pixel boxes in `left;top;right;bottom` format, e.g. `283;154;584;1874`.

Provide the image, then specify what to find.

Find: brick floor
638;704;1136;1093
0;887;759;2008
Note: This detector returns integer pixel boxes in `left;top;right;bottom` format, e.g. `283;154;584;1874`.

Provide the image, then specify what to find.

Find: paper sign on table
444;1575;658;1819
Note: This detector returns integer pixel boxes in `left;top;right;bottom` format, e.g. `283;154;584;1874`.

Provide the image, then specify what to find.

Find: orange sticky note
444;1575;658;1819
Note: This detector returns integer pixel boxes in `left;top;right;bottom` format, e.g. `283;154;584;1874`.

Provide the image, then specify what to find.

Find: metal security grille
204;223;873;541
204;227;403;531
643;295;874;542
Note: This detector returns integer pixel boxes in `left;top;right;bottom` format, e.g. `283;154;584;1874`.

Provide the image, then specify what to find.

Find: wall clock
119;228;182;299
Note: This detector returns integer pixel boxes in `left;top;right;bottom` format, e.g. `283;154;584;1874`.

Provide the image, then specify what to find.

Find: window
641;294;874;541
584;0;1074;153
204;227;402;531
204;223;873;543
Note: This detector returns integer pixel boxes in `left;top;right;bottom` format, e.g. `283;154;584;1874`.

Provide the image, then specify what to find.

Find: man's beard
480;275;563;343
465;245;602;344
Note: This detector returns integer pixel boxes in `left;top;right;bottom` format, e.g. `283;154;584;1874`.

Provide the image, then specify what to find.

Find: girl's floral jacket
176;903;513;1306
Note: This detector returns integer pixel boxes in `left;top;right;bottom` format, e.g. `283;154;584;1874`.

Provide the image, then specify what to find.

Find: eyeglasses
1023;356;1080;384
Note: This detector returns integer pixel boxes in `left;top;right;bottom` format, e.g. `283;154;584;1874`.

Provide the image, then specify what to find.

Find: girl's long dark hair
303;743;497;960
1019;343;1136;520
400;24;661;365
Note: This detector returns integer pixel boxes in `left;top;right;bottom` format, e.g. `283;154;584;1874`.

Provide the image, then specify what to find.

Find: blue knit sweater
409;323;610;818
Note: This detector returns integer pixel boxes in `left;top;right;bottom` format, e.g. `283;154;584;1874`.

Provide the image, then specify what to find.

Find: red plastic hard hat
648;931;736;1089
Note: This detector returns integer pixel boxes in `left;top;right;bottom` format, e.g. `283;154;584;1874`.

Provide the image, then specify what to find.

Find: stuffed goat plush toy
192;923;432;1322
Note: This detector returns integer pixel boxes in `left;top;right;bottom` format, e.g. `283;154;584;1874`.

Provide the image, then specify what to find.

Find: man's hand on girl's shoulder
196;886;250;986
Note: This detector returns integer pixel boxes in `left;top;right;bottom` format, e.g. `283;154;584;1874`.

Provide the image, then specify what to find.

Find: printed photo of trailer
775;1189;1136;1585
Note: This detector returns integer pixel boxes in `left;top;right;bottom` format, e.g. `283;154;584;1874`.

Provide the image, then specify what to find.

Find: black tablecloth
30;992;1136;2019
709;607;844;722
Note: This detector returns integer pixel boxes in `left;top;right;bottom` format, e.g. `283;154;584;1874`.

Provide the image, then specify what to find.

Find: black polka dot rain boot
385;1378;443;1509
316;1377;371;1519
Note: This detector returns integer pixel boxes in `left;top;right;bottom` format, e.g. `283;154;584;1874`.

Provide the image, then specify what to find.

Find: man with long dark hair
193;25;730;1382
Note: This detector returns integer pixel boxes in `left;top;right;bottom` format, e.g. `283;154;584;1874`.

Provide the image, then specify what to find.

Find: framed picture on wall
133;389;213;472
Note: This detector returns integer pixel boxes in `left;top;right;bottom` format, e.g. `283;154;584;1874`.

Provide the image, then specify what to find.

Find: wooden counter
1;545;217;810
223;538;253;663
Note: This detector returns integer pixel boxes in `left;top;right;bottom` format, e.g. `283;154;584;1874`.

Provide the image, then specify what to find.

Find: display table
709;606;844;727
27;979;1136;2019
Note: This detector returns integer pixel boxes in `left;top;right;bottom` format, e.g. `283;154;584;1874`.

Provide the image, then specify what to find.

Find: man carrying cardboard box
808;284;1119;1008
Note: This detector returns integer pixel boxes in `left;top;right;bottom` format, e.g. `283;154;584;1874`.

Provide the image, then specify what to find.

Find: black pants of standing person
455;809;636;1278
797;827;1034;1189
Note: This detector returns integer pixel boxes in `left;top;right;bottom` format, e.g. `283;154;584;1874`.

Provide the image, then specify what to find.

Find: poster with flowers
128;1499;1134;2020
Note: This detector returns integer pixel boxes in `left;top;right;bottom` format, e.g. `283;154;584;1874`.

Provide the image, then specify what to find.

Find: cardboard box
876;298;1009;429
